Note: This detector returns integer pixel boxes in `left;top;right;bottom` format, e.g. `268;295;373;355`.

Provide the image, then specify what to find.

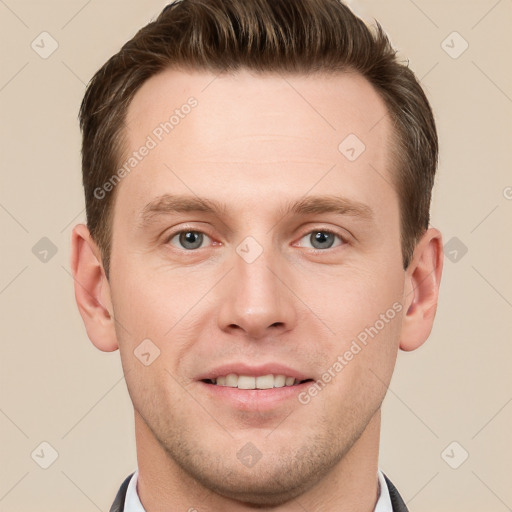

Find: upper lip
196;363;311;382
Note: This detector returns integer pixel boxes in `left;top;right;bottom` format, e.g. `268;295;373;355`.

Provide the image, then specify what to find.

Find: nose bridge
217;234;297;339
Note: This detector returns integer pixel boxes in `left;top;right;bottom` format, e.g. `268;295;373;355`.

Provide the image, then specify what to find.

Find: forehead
117;68;396;225
125;67;391;155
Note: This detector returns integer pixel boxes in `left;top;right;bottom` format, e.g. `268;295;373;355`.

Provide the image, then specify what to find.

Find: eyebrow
137;193;375;228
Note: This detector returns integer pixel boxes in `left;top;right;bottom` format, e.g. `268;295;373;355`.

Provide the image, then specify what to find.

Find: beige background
1;0;511;510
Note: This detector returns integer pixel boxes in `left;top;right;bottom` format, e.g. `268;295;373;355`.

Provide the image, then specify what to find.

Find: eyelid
163;224;216;248
294;227;349;249
163;224;350;252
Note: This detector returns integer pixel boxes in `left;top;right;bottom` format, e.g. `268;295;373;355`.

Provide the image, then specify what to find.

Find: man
71;0;443;510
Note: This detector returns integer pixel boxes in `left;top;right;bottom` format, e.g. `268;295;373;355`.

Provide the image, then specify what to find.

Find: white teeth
274;375;286;387
208;373;303;389
237;375;256;389
225;373;238;387
256;374;274;389
285;376;295;386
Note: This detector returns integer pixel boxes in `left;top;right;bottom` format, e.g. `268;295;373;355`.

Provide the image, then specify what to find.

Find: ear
399;227;444;352
70;223;118;352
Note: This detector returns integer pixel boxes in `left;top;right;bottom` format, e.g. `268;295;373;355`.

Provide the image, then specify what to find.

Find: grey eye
172;231;207;250
299;230;343;250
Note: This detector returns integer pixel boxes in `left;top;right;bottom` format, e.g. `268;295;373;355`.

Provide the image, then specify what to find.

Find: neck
135;409;382;511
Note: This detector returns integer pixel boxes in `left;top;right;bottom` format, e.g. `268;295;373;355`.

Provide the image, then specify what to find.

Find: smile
202;374;312;389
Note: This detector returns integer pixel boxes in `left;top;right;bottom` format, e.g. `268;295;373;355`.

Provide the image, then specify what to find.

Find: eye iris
176;231;336;250
179;231;203;249
311;231;335;249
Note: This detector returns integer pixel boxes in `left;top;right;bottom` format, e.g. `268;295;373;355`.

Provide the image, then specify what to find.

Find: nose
216;243;298;340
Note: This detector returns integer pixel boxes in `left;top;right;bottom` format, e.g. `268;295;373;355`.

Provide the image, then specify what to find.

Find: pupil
313;231;333;249
181;231;202;249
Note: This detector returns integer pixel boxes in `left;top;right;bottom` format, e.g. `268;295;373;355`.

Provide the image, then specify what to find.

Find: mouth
196;363;315;410
201;374;313;390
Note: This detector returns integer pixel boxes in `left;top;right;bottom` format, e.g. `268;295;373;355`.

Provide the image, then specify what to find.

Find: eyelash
164;227;348;253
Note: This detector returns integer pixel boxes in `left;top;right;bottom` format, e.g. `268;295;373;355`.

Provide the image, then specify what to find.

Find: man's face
109;69;406;503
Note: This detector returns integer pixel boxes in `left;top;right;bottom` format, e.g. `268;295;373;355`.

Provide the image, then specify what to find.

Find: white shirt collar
375;468;394;512
124;468;393;511
124;469;145;512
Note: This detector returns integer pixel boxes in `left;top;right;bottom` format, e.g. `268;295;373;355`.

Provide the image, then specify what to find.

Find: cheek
303;264;404;390
122;360;191;437
306;307;401;432
305;262;403;333
110;264;207;391
110;260;192;340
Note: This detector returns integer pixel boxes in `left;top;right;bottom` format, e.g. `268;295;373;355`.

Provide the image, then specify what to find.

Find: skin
71;68;443;511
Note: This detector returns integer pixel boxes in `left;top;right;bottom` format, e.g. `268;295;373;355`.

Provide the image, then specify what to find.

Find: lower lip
197;381;312;410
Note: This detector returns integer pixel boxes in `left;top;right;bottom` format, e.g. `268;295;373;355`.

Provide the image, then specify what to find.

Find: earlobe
399;227;444;352
70;224;119;352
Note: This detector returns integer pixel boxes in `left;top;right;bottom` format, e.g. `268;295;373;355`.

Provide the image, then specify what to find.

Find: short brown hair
79;0;438;279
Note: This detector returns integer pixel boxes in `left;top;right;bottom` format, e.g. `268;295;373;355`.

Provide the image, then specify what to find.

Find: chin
185;460;322;506
163;435;345;507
